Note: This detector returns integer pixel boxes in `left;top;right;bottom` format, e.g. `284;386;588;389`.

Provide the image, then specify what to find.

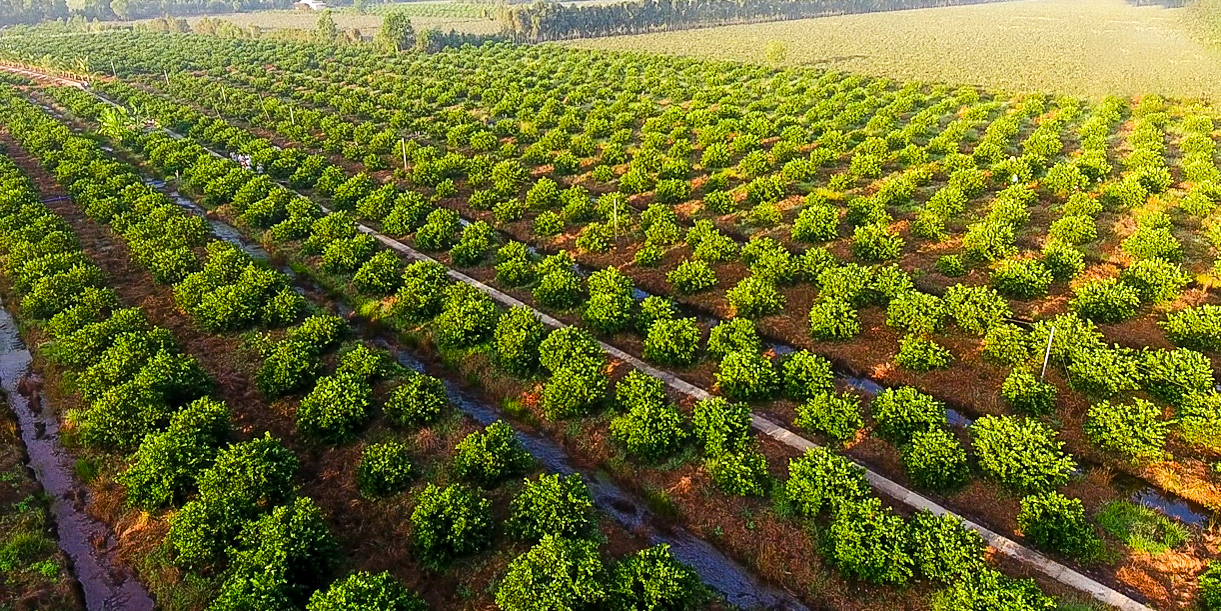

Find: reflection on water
0;305;154;611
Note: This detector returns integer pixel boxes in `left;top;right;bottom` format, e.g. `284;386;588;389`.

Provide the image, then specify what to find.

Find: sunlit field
567;0;1221;100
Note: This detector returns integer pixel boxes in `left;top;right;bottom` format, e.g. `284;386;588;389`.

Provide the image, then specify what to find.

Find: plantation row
19;43;1219;605
19;68;1206;611
10;77;1110;609
0;90;720;610
60;45;1221;507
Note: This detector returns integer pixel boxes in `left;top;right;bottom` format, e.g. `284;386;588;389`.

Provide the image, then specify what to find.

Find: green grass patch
1096;500;1189;555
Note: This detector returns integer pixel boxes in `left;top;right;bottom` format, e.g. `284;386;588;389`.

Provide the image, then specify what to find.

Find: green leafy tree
508;474;596;542
356;442;414;498
496;306;547;376
971;416;1075;493
496;535;607;611
375;11;416;53
871;386;946;444
1084;398;1168;462
410;484;493;566
901;427;968;491
1017;492;1101;561
906;511;985;584
307;571;426;611
826;498;913;585
643;317;700;366
785;447;870;517
296;372;372;444
715;351;778;401
385;373;447;428
608;544;703;611
794;392;861;443
453;420;534;487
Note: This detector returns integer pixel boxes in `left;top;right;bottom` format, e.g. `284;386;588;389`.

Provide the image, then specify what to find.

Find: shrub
944;285;1011;335
356;442;414;498
991;259;1053;299
936;255;966;277
583;291;634;335
450;221;495;267
118;397;230;510
539;328;603;373
353;251;402;296
576;222;614;253
716;351;778;401
296;373;372;444
1180;391;1221;452
611;400;687;462
706;318;760;358
932;569;1055;611
454;421;533;487
1070;278;1140;323
336;344;397;382
410;484;493;566
1161;305;1221;351
785;447;871;517
781;350;834;400
533;211;564;237
218;496;337;608
413;208;460;251
886;292;945;336
1122;226;1180;261
508;474;595;542
1001;368;1056;415
871;386;947;444
817;264;872;305
643;317;700;366
166;434;298;568
902;427;968;490
1040;241;1085;281
1120;258;1188;304
384;374;447;428
495;307;547;376
725;276;785;319
543;359;608;420
971;416;1075;493
434;285;498;349
615;370;667;414
706;448;769;496
894;335;953;372
906;511;985;584
791;204;840;242
534;269;584;309
808;300;860;340
826;498;913;585
691;397;751;457
496;536;606;611
667;260;717;294
609;545;703;611
306;572;426;611
1048;215;1096;245
794;392;862;443
852;223;904;261
393;261;449;322
1017;492;1101;561
1084;398;1168;462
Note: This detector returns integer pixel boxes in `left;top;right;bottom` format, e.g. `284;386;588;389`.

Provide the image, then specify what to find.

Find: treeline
496;0;1014;42
0;0;294;27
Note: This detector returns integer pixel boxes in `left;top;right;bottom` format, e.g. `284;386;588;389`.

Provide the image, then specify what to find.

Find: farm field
566;0;1221;100
0;18;1219;611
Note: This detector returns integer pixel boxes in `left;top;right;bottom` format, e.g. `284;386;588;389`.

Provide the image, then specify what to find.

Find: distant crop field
565;0;1221;100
